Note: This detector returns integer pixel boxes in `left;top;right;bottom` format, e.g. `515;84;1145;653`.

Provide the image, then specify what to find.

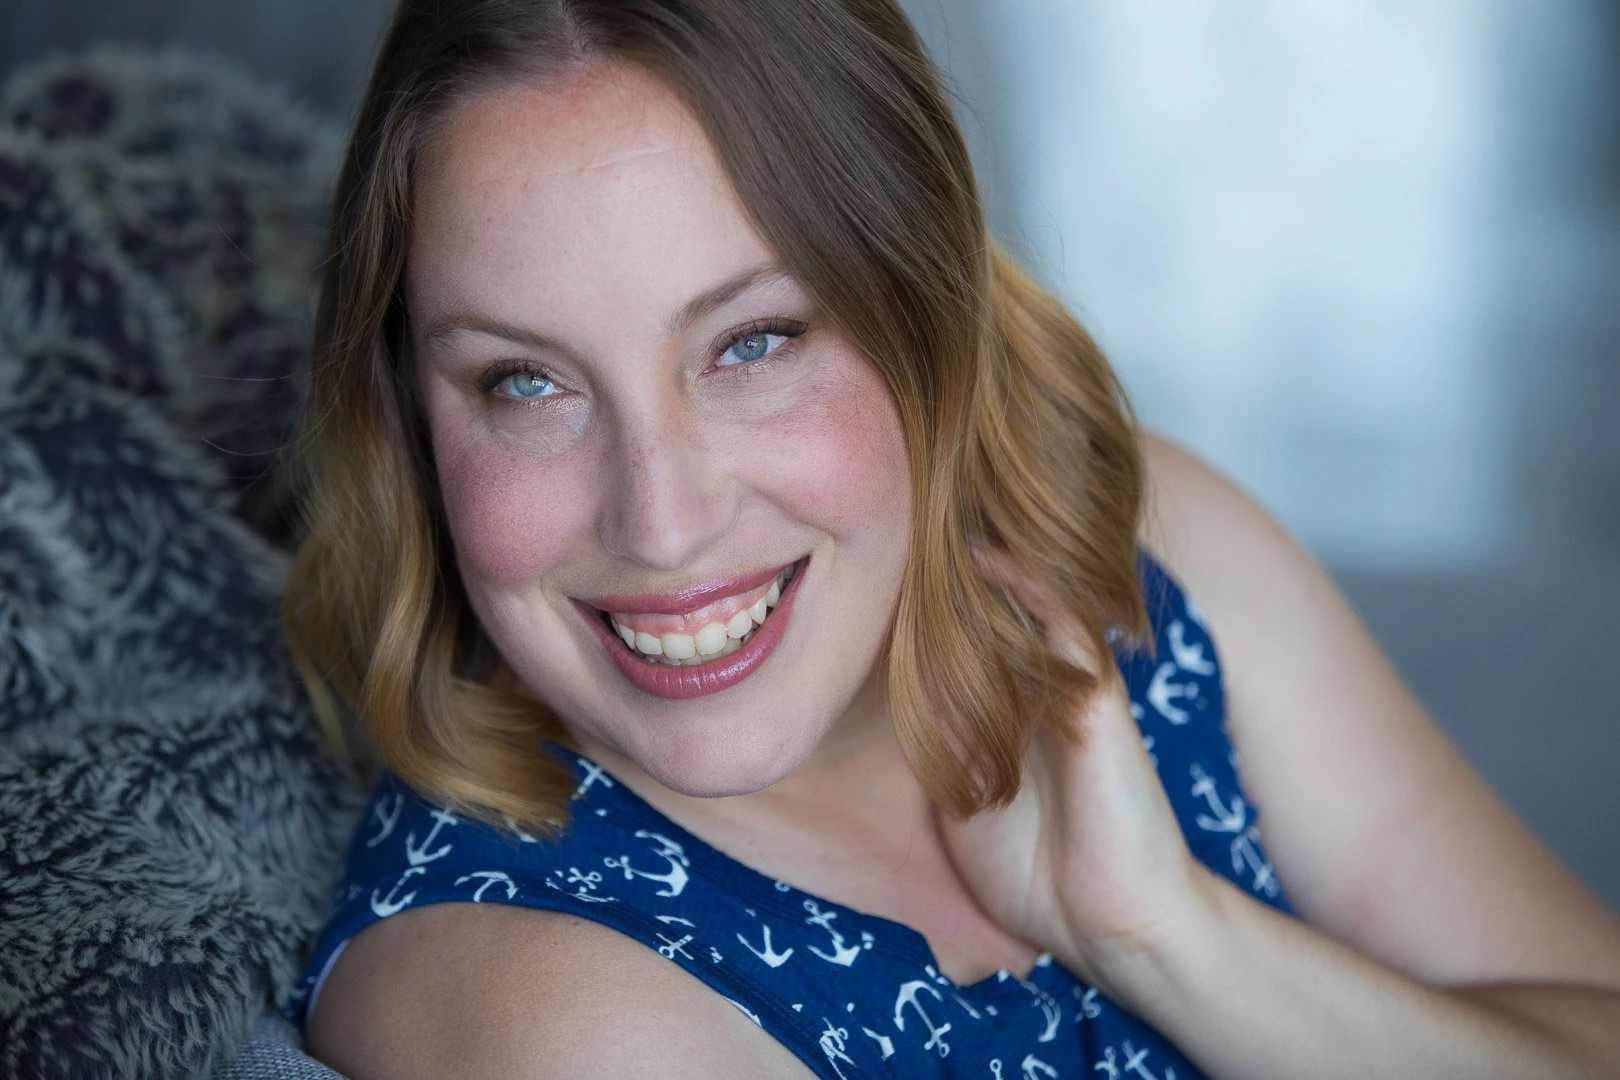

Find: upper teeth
610;566;790;667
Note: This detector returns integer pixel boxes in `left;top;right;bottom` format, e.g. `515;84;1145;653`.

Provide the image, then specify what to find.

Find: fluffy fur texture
0;48;368;1078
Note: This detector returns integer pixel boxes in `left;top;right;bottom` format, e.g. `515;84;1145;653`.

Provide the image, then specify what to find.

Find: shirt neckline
546;742;1081;1001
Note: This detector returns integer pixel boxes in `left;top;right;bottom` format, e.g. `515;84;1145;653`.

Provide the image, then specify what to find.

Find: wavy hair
283;0;1149;831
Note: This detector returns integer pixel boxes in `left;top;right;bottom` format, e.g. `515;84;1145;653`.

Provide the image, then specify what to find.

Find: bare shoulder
306;902;816;1080
1135;430;1620;988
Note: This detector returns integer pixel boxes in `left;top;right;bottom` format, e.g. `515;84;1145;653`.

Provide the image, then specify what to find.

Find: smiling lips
608;566;786;665
578;557;807;698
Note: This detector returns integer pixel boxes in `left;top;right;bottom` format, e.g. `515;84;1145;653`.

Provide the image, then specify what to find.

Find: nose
595;402;738;573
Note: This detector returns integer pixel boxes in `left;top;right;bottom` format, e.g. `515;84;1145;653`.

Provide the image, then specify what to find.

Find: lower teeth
646;626;754;666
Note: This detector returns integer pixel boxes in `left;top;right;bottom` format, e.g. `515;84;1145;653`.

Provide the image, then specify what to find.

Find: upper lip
577;557;802;617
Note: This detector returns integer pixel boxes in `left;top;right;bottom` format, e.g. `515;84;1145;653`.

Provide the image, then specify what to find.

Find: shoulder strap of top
1121;549;1293;913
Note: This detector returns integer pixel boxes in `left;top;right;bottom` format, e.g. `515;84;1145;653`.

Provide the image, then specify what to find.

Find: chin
626;713;824;799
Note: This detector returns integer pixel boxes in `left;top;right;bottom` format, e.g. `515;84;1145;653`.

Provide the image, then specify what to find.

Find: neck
571;666;937;861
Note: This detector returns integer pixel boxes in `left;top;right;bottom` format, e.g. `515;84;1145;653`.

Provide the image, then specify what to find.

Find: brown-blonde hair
283;0;1149;831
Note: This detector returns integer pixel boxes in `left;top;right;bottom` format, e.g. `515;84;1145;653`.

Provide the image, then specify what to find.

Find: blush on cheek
434;436;593;588
748;360;912;527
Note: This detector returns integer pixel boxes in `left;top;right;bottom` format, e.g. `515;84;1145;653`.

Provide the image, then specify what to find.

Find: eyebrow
664;263;787;336
416;262;790;353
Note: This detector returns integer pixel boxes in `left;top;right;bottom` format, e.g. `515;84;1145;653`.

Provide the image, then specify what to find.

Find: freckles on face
725;358;912;540
427;416;600;592
403;60;917;793
412;299;599;592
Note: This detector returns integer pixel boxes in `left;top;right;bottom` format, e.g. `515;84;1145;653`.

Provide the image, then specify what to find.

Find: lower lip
581;558;807;700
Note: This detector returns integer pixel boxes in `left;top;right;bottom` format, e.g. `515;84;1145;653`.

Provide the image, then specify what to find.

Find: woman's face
408;61;914;797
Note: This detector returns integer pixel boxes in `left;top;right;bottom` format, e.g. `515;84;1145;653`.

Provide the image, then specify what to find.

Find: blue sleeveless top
288;555;1293;1078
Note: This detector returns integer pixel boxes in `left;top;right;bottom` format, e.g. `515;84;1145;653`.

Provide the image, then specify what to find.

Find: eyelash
713;317;806;371
477;317;808;403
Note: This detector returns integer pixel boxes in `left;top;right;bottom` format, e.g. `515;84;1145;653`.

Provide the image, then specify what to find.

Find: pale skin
308;59;1620;1079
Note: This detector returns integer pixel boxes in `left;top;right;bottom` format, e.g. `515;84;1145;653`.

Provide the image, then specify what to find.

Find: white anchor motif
370;867;425;917
862;1027;895;1060
1001;970;1061;1042
736;921;794;968
1147;661;1199;724
818;1020;858;1080
1166;620;1215;675
1021;1054;1059;1079
725;997;763;1026
1124;1041;1178;1079
1189;764;1247;833
500;813;540;844
404;807;459;866
989;1060;1004;1079
365;792;404;848
1075;986;1101;1020
454;870;517;902
573;759;614;800
1032;994;1062;1042
1096;1042;1178;1080
545;866;617;903
894;980;952;1057
710;947;724;963
604;830;690;897
656;932;694;961
1233;825;1280;897
803;899;874;966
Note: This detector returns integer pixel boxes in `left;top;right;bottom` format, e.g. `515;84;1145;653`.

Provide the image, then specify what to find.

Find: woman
284;1;1620;1076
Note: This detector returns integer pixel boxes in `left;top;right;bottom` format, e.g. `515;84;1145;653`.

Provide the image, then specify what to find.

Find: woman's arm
1092;863;1620;1078
307;902;817;1080
1113;433;1620;1078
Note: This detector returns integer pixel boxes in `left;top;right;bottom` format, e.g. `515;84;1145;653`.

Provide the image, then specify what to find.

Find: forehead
408;61;768;312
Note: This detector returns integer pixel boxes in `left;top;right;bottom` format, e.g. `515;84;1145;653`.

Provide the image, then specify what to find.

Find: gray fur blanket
0;49;368;1078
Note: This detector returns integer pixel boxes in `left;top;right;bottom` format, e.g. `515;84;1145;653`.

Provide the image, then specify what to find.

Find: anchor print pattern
805;898;876;966
454;870;518;902
1188;764;1280;898
291;555;1294;1078
894;980;954;1058
364;791;404;849
604;829;690;898
820;1019;860;1079
1094;1040;1180;1080
737;909;797;968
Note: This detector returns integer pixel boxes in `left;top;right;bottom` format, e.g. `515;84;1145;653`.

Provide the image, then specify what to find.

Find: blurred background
3;1;1615;905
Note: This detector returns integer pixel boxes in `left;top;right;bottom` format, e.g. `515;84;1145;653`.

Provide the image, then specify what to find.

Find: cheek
736;360;913;542
432;425;596;588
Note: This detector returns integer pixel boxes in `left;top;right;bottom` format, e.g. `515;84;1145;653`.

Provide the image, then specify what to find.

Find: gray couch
0;48;368;1078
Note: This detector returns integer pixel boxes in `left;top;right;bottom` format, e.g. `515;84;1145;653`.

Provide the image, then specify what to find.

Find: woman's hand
935;546;1218;993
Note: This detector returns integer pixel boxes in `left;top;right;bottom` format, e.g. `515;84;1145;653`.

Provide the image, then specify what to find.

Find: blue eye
718;331;788;367
498;370;559;398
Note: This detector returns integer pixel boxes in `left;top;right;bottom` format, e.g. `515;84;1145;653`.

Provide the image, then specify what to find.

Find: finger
968;544;1100;672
